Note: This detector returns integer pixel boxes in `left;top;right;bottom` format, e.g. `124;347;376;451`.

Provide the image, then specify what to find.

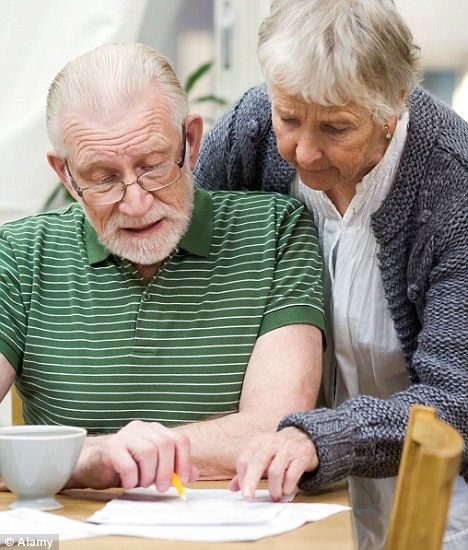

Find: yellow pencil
172;473;187;501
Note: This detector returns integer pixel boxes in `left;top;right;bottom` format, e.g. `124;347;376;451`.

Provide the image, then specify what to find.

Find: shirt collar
85;187;213;266
179;188;213;256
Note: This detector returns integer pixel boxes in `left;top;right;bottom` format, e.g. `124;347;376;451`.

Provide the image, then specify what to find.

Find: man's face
60;87;193;267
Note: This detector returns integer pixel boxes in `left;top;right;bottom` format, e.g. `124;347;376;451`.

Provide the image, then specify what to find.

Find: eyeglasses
64;126;187;206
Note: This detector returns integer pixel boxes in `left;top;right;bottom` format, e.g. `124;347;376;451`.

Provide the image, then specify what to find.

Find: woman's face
271;86;390;193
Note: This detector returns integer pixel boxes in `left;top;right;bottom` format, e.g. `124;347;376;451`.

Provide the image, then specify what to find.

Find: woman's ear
184;114;204;170
46;152;79;200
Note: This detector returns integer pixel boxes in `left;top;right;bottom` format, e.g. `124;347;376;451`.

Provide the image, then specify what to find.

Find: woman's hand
229;426;319;501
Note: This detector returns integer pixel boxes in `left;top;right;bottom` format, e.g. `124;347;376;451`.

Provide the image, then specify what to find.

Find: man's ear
47;152;79;200
184;114;204;170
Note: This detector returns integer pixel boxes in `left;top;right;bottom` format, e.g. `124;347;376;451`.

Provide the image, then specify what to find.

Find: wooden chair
386;405;463;550
11;386;24;425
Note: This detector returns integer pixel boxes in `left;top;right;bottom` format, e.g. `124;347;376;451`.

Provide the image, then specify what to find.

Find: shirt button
143;292;151;302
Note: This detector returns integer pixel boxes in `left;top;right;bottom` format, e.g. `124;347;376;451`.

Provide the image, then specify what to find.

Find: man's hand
229;426;319;501
68;420;198;491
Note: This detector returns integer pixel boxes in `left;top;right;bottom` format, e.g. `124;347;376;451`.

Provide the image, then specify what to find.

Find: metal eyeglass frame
63;125;187;206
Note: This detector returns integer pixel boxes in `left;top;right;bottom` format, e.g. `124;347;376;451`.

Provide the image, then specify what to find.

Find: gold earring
384;125;392;140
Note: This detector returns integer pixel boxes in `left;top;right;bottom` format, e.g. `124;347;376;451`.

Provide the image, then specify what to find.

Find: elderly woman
195;0;468;548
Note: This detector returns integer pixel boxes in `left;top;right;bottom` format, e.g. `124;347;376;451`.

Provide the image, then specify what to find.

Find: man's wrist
64;434;108;489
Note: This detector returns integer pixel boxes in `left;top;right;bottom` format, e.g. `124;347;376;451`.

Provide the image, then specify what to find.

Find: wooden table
0;481;354;549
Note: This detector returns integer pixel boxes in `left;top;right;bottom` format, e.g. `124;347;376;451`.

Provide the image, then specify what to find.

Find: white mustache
107;205;175;230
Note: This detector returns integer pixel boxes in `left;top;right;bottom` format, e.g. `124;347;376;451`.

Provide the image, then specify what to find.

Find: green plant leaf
184;61;214;94
191;94;228;106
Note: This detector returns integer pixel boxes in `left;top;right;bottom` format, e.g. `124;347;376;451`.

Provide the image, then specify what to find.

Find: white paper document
0;508;111;543
88;486;290;525
86;487;350;542
0;487;350;544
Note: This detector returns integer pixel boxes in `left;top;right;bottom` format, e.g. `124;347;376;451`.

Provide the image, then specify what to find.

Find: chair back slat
385;405;463;550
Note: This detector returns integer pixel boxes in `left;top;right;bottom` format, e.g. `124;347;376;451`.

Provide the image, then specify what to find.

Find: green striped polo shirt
0;189;324;433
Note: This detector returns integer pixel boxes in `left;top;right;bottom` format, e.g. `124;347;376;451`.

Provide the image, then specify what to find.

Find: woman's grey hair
47;43;188;157
258;0;422;122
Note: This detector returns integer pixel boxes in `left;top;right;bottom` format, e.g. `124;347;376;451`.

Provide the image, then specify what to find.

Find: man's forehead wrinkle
61;113;171;164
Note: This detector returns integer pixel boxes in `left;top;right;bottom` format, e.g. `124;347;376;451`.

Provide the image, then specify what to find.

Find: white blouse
293;112;411;406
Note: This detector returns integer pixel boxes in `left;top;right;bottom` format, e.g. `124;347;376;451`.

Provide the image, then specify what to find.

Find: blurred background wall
0;0;149;223
1;0;468;422
2;0;468;224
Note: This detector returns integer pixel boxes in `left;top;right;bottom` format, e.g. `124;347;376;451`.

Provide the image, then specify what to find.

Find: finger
266;453;291;501
234;441;255;477
235;433;289;500
171;431;192;484
100;437;141;489
229;475;241;492
281;459;307;498
154;438;175;493
135;424;177;492
236;448;273;500
240;463;267;500
234;435;269;491
121;423;165;489
146;425;193;491
109;421;169;489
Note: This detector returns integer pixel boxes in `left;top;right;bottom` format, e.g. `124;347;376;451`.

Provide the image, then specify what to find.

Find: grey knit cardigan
194;85;468;489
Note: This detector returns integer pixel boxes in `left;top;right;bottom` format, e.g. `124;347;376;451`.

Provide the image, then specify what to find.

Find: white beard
85;177;194;266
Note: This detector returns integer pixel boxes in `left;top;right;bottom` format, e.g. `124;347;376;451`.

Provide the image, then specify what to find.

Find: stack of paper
0;487;350;543
0;508;110;543
86;487;350;542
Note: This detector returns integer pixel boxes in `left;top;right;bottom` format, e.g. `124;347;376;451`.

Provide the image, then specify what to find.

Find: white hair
47;43;188;156
258;0;422;122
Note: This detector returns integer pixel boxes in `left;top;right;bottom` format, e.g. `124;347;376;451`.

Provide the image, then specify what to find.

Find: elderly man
0;43;324;492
